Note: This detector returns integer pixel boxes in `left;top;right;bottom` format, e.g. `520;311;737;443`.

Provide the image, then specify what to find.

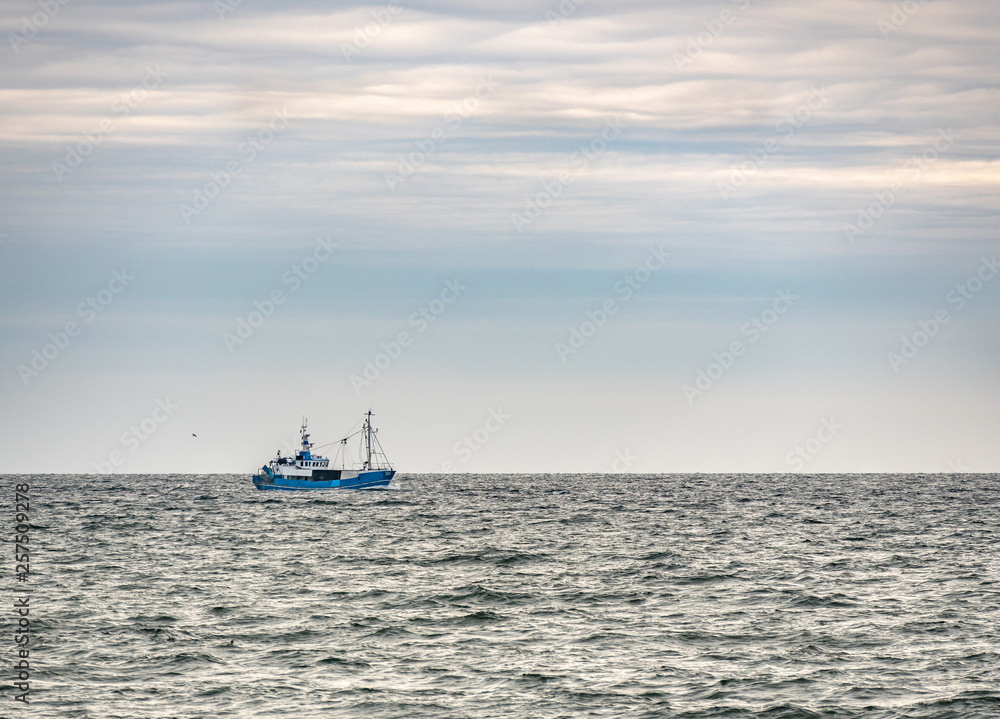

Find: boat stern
252;465;275;489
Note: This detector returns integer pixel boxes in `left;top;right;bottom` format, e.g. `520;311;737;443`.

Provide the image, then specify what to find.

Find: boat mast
364;410;373;468
300;417;311;456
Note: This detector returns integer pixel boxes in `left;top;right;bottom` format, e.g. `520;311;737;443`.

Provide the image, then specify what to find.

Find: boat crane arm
310;417;366;451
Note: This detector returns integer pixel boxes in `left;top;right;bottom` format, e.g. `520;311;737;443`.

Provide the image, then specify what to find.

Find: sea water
17;473;1000;718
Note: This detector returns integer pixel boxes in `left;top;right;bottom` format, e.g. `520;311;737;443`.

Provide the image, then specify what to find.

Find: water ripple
25;472;1000;718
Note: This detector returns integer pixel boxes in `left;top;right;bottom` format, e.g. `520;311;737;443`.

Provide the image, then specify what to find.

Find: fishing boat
252;411;395;491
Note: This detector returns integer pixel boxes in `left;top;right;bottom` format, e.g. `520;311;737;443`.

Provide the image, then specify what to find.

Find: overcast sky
1;0;997;474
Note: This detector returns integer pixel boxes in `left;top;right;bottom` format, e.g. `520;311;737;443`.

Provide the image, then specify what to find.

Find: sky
1;0;997;474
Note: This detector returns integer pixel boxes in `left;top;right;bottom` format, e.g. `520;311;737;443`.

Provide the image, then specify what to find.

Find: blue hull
252;469;395;491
